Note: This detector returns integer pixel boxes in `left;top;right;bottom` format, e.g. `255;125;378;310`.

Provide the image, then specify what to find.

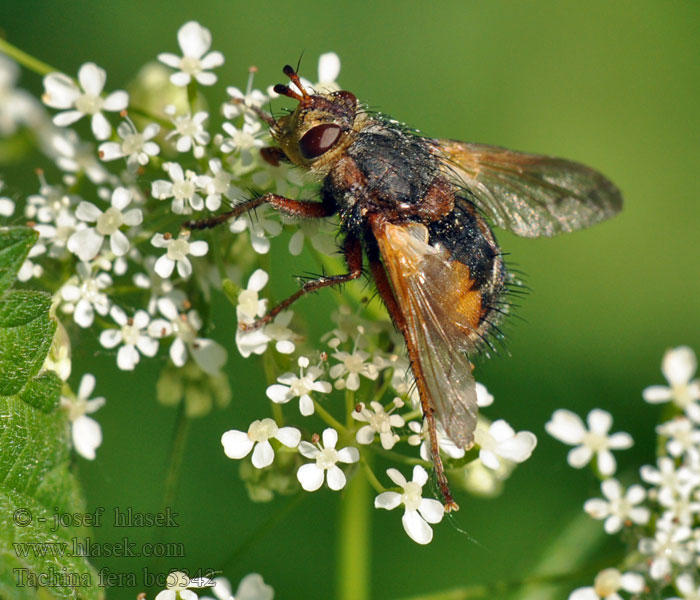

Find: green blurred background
1;1;699;598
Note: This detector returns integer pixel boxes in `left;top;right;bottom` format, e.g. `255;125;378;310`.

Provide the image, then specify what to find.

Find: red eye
299;124;342;159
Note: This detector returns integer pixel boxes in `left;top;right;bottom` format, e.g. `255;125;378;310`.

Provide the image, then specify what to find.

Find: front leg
240;233;364;331
183;194;335;231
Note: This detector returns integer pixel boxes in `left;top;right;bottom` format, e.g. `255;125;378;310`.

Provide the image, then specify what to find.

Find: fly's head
268;65;363;175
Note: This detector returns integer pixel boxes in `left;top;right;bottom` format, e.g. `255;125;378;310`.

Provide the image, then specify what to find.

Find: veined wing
374;220;481;447
434;140;622;238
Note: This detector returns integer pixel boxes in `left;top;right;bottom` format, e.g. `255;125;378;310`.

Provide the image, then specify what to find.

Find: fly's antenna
273;65;310;103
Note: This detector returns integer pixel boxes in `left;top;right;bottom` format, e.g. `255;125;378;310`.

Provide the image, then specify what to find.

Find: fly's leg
183;194;334;231
240;233;363;332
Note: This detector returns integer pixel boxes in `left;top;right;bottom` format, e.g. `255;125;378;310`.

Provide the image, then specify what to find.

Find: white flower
297;428;359;491
474;419;537;470
568;568;645;600
286;218;337;257
203;158;240;211
475;382;494;407
329;338;381;391
656;417;700;458
374;466;445;545
152;161;210;214
0;196;14;217
165;107;210;159
221;114;265;165
644;346;700;422
148;297;227;375
266;356;332;416
313;52;342;92
154;570;213;600
236;269;268;323
352;400;405;449
408;420;466;461
668;574;700;600
230;208;282;254
235;269;272;358
59;261;112;328
158;21;224;87
583;479;650;534
46;129;109;184
262;310;296;354
222;418;301;469
99;119;160;168
224;66;268;120
201;574;274;600
42;62;128;140
638;522;693;580
657;480;700;528
133;255;183;315
151;231;208;279
67;187;142;261
99;306;159;370
60;374;105;460
640;456;698;497
17;243;45;281
546;409;633;476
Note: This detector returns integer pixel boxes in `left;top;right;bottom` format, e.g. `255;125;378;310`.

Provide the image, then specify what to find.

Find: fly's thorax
271;90;371;176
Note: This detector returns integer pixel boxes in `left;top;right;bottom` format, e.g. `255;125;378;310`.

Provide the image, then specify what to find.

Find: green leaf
0;291;56;397
0;227;103;600
0;227;37;295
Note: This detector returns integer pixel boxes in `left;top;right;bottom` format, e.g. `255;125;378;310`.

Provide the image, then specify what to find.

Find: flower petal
178;21;212;59
103;90;128;112
587;409;612;434
275;427;301;448
567;445;593;468
418;498;444;524
297;441;318;460
251;440;274;468
68;228;103;262
326;465;346;490
72;416;102;460
662;346;696;385
386;468;407;487
322;427;338;449
545;409;586;444
597;450;617;476
91;112;112;140
297;463;324;491
337;446;359;464
402;509;432;545
221;430;254;459
53;110;84;127
374;491;402;510
78;62;106;96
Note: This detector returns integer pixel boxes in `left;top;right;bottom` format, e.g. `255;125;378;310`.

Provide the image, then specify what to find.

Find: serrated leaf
18;372;61;413
0;227;37;295
0;290;56;397
0;227;102;600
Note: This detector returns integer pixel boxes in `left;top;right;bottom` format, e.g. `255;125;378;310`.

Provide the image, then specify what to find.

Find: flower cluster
547;346;700;599
1;20;538;548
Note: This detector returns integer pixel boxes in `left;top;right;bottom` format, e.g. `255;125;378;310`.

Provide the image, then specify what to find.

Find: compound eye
299;124;342;159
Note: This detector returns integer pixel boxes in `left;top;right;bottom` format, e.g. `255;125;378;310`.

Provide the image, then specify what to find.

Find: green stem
160;402;191;516
393;566;601;600
0;38;56;76
360;455;385;494
314;398;346;432
338;466;371;600
219;493;305;572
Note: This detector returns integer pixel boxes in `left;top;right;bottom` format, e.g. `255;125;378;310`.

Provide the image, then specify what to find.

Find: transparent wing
374;221;480;447
434;140;623;238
